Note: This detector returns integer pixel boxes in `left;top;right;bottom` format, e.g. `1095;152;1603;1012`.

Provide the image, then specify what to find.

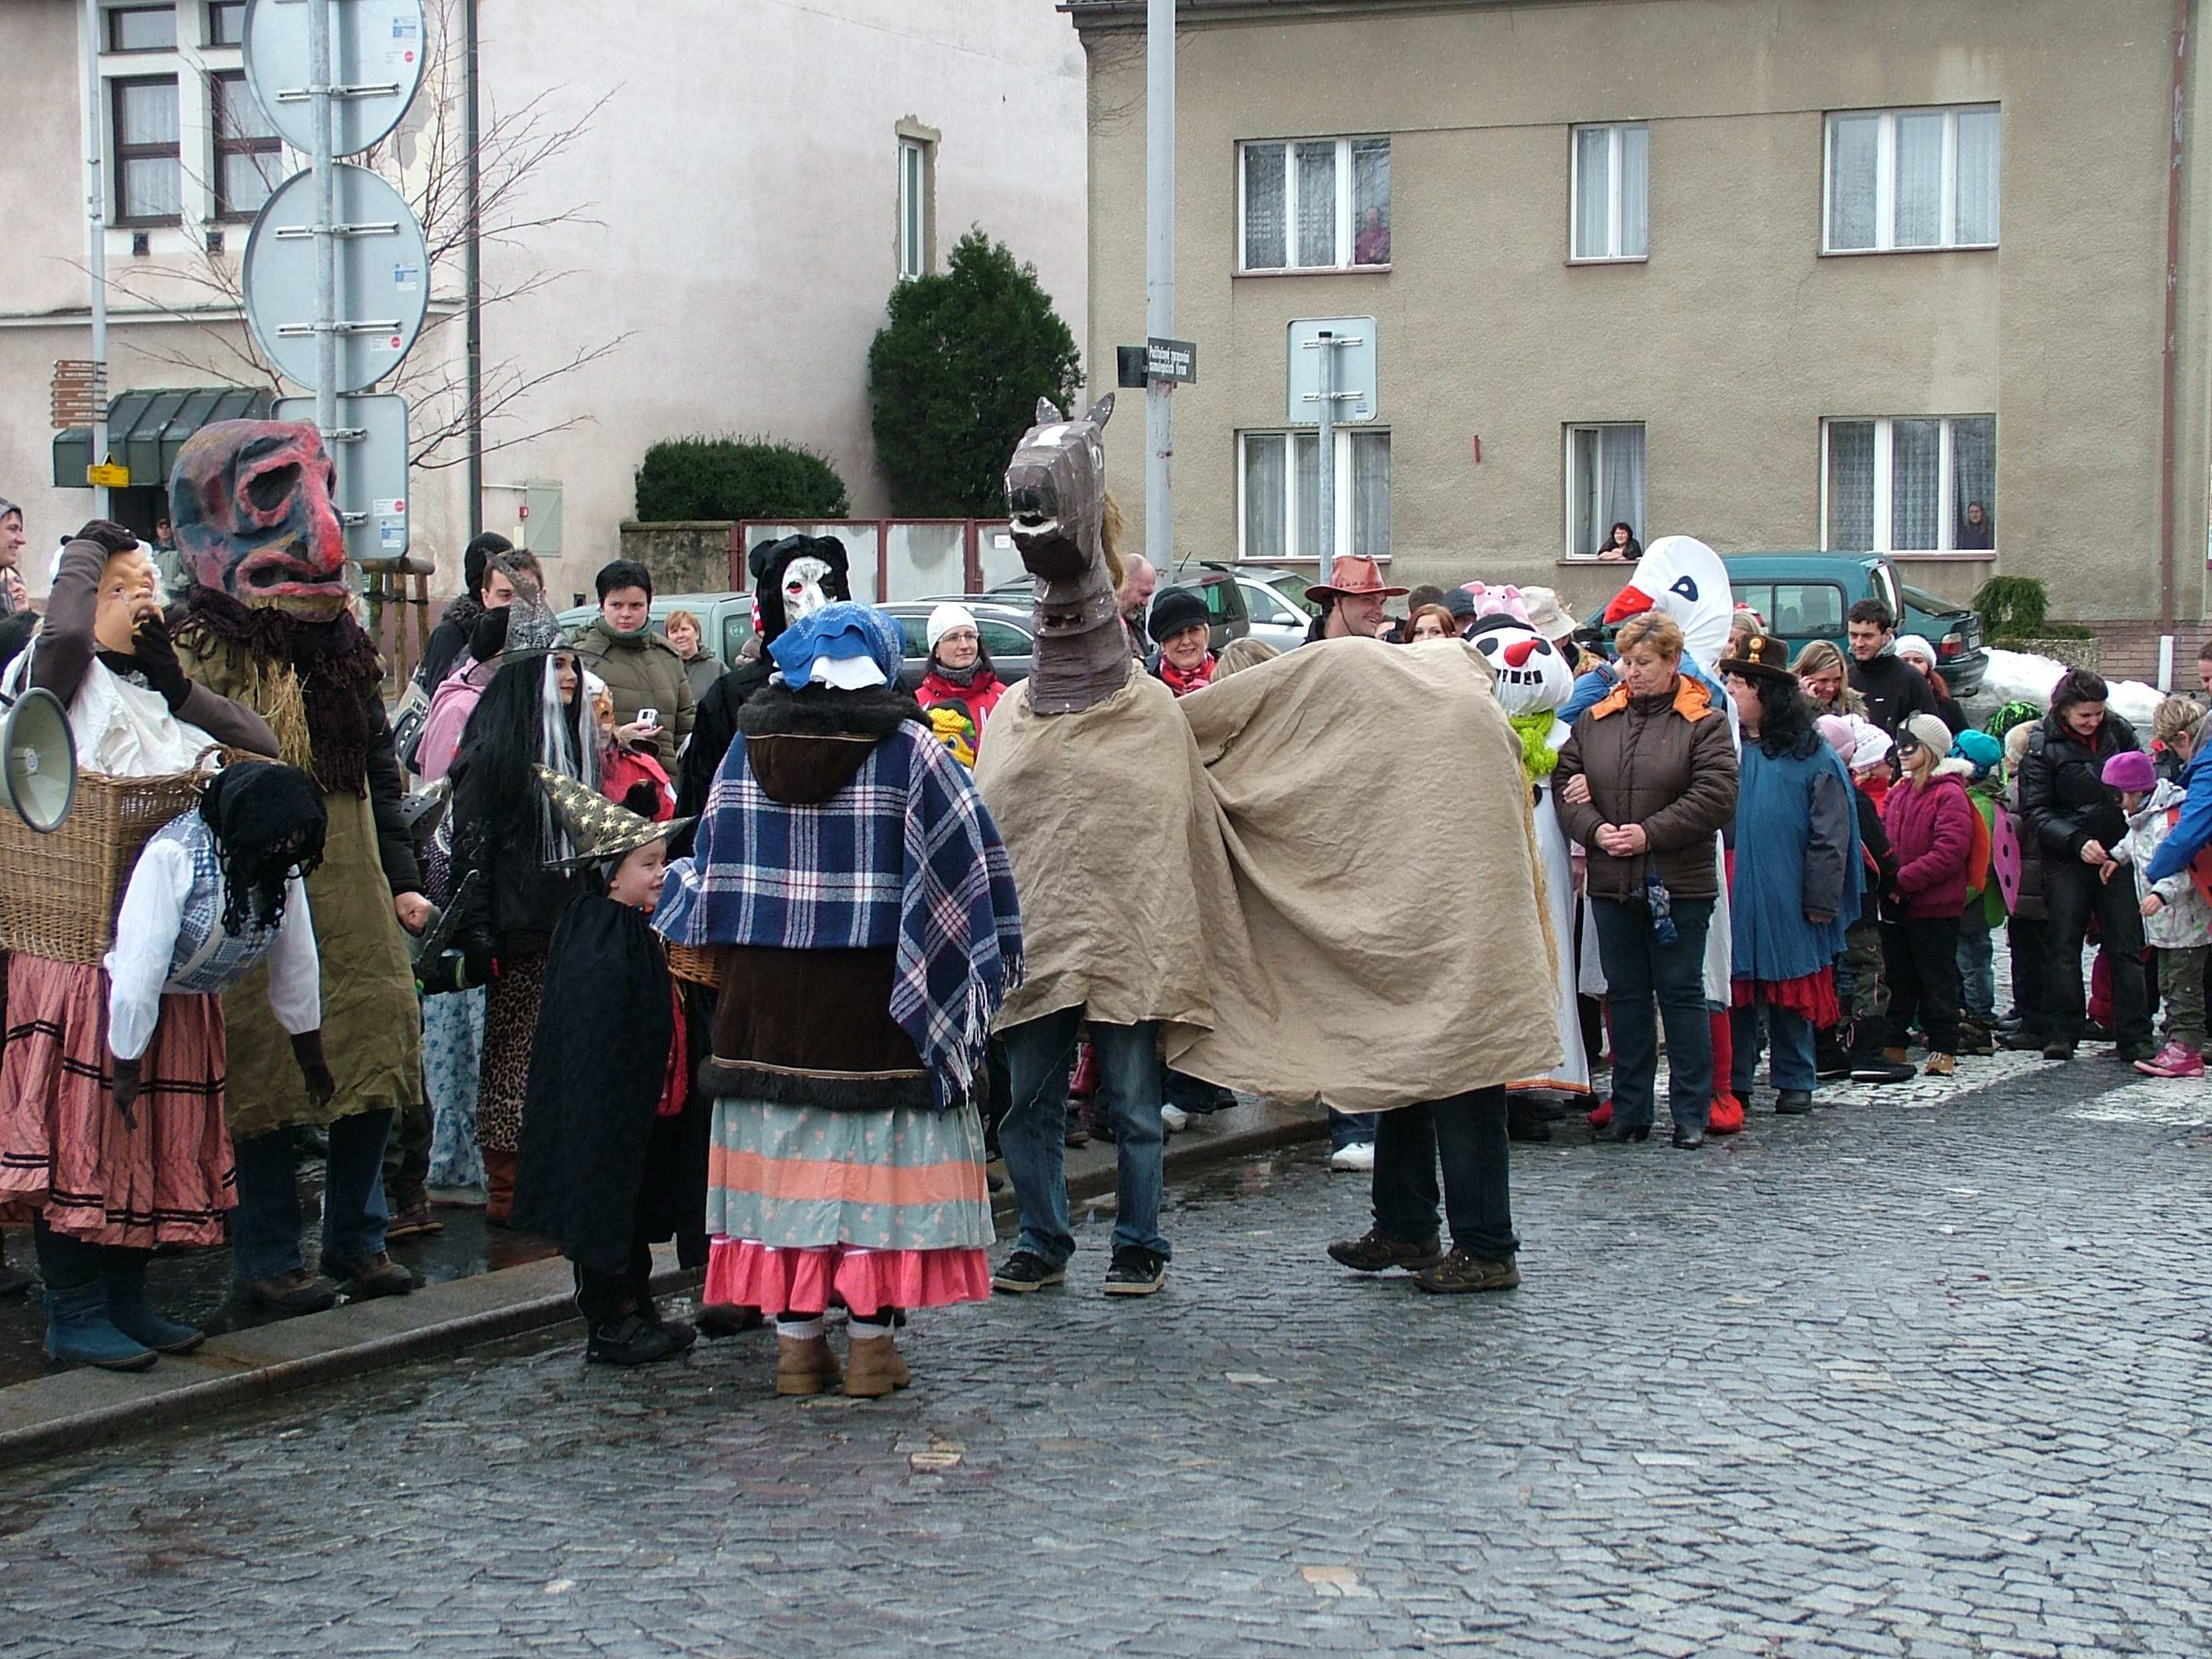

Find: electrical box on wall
485;481;563;557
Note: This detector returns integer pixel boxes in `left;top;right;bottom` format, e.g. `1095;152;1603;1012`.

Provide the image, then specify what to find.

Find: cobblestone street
7;1052;2212;1658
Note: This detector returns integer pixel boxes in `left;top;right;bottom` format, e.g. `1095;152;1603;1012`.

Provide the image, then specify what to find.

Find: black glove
132;611;191;711
75;520;140;558
110;1054;142;1130
292;1031;336;1108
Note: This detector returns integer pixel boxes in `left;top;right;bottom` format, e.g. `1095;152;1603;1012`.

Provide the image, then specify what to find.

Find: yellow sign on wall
86;461;130;489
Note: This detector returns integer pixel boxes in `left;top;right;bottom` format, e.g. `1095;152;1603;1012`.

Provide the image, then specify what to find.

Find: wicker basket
0;761;215;965
665;941;725;989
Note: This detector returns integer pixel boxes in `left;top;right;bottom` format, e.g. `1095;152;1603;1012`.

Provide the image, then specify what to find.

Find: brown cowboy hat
1308;555;1408;601
1716;633;1796;683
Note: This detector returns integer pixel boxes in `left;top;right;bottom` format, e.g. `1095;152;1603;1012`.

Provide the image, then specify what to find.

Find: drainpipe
2159;0;2190;636
464;0;483;540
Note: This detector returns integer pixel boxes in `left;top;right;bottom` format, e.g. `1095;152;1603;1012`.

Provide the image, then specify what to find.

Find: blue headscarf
767;600;904;689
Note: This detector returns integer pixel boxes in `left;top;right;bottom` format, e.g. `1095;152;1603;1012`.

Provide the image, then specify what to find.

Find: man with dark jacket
2019;668;2152;1061
572;559;693;770
1845;600;1939;739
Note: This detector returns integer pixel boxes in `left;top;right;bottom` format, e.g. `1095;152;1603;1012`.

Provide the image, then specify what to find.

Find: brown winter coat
1556;673;1740;903
574;617;695;770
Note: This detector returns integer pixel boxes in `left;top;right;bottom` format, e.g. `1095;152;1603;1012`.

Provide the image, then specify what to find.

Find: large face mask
169;419;350;617
782;555;833;624
1005;393;1127;715
1466;621;1573;717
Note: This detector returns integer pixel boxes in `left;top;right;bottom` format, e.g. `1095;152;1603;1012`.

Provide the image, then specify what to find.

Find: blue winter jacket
1730;739;1862;986
2146;746;2212;884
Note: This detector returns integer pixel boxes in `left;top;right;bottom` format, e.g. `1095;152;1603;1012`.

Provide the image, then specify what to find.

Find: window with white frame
96;2;271;231
113;75;183;224
108;3;176;50
1240;137;1392;272
1239;429;1392;562
1570;122;1648;260
1565;423;1647;559
1824;106;1999;253
897;136;932;280
1823;416;1996;553
211;71;280;219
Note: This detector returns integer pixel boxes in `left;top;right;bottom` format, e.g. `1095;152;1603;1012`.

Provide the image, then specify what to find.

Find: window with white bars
1239;137;1392;272
1822;416;1996;554
1570;123;1648;261
1239;429;1392;563
1824;106;2000;253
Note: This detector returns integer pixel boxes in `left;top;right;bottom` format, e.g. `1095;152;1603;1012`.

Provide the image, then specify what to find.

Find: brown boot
1883;1046;1911;1066
1923;1052;1956;1076
774;1333;840;1396
482;1149;517;1227
845;1334;910;1397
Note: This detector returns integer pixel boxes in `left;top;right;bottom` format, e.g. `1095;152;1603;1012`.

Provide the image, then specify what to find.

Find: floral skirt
475;955;545;1154
0;955;233;1247
423;986;487;1188
703;1097;992;1316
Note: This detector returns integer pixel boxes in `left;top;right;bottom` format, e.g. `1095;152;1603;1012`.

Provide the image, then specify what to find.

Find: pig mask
170;420;350;618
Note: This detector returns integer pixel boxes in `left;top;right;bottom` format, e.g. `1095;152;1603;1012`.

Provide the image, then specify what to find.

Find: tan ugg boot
774;1334;840;1396
1923;1052;1956;1077
1883;1046;1911;1066
845;1334;911;1398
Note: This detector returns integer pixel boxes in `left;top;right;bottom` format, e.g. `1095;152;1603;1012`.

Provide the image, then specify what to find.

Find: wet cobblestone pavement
6;1045;2211;1657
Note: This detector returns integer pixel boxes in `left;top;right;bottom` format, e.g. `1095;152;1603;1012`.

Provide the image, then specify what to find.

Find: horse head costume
1003;393;1125;715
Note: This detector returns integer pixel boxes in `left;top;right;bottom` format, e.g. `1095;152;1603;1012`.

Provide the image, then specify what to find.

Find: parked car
878;600;1035;693
555;592;756;670
1580;553;1987;696
1235;564;1320;619
1229;576;1313;653
979;559;1253;655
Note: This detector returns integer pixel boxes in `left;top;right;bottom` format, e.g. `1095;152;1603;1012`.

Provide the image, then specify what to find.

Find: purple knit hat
2102;750;2157;794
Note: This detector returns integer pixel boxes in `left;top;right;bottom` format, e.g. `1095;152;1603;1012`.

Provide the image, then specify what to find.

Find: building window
1238;429;1391;562
207;1;246;46
211;71;280;219
1824;106;1999;253
1823;416;1996;553
108;4;177;51
898;137;932;280
1565;423;1647;560
113;75;183;225
1570;122;1648;260
1239;137;1391;272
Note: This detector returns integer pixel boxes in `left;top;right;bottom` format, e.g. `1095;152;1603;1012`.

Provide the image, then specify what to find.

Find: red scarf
1159;654;1216;697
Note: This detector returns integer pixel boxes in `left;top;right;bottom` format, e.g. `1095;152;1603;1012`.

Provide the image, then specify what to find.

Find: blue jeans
1372;1088;1518;1261
1730;1001;1817;1095
1000;1010;1169;1264
1329;1108;1379;1150
230;1110;395;1284
1956;920;1996;1021
1591;896;1714;1133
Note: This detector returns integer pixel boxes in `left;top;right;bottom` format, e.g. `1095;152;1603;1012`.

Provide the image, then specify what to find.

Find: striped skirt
704;1097;993;1316
0;955;234;1248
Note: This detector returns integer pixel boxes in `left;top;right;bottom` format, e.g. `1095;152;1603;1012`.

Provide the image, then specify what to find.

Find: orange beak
1603;586;1654;625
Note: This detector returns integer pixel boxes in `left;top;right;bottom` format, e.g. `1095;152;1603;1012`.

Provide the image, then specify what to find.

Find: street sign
86;460;130;489
51;360;106;430
1285;316;1379;425
274;392;410;566
1146;337;1198;384
243;163;430;395
242;0;427;158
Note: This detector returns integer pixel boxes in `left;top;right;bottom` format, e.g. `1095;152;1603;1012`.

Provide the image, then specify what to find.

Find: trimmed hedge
634;436;850;523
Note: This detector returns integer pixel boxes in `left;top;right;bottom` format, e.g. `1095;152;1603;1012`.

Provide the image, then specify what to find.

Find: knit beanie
927;602;977;653
2101;749;2157;795
1901;713;1953;758
1951;729;2002;781
1817;714;1856;759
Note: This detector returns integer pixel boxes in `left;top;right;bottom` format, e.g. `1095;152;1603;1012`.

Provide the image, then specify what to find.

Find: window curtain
1893;112;1943;247
1597;426;1645;554
1351;431;1391;556
1351;137;1390;262
1890;419;1941;551
1828;116;1879;250
1293;431;1321;559
1619;124;1649;256
1952;416;1997;544
1955;110;2000;245
1243;434;1287;562
1827;421;1876;549
1295;141;1337;266
1243;144;1286;269
1574;127;1610;258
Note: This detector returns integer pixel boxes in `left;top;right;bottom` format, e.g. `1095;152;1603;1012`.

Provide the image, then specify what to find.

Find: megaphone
0;687;77;833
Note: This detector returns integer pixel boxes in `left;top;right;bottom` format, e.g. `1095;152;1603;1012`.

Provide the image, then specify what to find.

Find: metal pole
1144;0;1174;571
309;0;337;439
1316;332;1336;583
463;0;483;539
81;0;110;519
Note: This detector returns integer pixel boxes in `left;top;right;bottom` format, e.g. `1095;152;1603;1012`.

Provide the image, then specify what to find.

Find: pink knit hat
2101;749;2157;794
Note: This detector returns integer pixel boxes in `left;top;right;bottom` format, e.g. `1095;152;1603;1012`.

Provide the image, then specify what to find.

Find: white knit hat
927;602;977;653
1894;633;1938;666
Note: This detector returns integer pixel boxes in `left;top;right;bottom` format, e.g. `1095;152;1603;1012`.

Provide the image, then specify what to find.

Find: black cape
513;894;708;1275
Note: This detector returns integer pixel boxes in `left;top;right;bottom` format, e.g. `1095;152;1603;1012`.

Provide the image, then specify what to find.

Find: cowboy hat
1308;555;1408;601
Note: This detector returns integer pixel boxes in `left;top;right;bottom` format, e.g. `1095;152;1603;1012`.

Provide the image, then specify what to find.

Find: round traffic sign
243;163;430;395
242;0;428;158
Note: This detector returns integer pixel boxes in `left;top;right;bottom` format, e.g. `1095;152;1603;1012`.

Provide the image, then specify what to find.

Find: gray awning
53;386;274;490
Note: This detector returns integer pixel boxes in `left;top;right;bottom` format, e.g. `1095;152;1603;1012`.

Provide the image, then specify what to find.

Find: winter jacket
680;652;722;706
916;666;1007;733
1730;740;1860;983
1848;649;1939;739
1880;760;1976;919
2118;781;2212;948
2147;745;2212;885
572;616;694;770
2019;708;2141;862
1556;673;1739;903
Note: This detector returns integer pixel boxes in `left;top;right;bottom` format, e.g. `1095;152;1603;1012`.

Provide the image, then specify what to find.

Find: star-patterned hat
533;765;692;870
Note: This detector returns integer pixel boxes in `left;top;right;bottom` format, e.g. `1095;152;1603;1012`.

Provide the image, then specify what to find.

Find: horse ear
1035;396;1064;426
1083;391;1115;429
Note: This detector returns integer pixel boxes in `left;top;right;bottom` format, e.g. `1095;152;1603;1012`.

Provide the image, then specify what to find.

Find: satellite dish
2;687;78;833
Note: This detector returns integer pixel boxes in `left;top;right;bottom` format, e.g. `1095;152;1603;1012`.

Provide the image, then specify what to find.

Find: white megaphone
0;687;78;833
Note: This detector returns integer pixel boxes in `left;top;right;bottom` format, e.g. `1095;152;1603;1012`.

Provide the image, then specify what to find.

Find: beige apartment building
1071;0;2212;674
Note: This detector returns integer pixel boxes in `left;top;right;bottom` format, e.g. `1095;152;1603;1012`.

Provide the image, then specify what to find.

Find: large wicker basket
0;761;215;965
665;941;725;989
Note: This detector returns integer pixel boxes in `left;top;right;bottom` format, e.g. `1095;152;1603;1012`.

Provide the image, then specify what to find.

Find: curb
0;1106;1324;1470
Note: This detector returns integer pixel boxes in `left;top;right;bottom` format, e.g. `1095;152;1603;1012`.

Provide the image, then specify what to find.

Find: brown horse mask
1004;393;1128;715
170;419;351;619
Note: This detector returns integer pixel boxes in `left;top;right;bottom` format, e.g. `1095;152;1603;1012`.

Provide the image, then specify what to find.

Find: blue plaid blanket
658;721;1022;1108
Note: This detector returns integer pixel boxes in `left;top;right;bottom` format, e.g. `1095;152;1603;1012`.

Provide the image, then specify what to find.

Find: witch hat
533;765;692;869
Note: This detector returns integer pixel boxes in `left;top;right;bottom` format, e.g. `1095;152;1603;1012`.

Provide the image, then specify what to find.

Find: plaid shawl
662;718;1021;1108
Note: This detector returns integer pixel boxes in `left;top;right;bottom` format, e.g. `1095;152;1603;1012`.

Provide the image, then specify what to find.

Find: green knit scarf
1509;710;1561;784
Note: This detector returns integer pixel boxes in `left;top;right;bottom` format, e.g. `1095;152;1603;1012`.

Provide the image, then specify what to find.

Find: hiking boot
384;1202;445;1242
1956;1020;1996;1057
989;1250;1066;1294
586;1311;693;1366
1104;1246;1167;1297
774;1333;840;1396
237;1269;337;1319
2135;1041;2206;1078
319;1250;416;1300
1923;1053;1956;1077
1773;1090;1814;1115
845;1334;911;1398
1327;1229;1445;1274
1413;1249;1521;1295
